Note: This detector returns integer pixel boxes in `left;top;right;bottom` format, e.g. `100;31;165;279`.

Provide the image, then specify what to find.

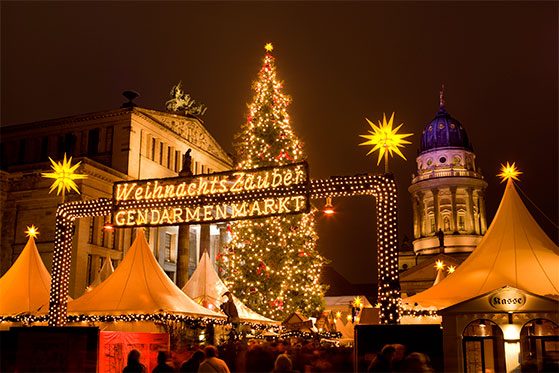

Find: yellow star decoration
42;154;87;197
435;260;445;270
497;162;522;183
264;43;274;52
359;112;413;170
335;311;342;319
25;225;39;238
447;265;456;274
353;296;363;309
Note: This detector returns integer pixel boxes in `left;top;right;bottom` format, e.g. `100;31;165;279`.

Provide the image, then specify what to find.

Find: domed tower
408;88;488;258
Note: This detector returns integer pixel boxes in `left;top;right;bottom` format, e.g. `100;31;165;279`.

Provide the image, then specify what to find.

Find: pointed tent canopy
68;230;222;318
0;236;51;315
89;255;114;289
182;251;277;324
404;179;559;310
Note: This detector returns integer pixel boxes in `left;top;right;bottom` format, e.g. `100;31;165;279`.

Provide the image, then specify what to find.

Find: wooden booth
440;286;559;372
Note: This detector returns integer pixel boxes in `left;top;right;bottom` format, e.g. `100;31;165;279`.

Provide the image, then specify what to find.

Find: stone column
467;188;476;234
176;161;193;287
431;188;440;232
478;190;487;234
200;224;211;259
412;193;420;239
417;191;425;237
450;187;458;233
176;225;190;287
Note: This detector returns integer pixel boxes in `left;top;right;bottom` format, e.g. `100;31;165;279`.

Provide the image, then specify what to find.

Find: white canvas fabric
68;230;223;318
182;251;277;324
404;179;559;309
0;236;51;315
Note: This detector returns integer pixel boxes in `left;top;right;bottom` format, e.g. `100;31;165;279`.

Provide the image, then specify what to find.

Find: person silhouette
123;349;147;373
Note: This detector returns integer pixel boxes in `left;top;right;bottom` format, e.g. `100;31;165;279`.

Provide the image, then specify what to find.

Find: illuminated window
444;216;451;231
462;319;506;373
520;319;559;371
164;233;174;262
458;215;465;231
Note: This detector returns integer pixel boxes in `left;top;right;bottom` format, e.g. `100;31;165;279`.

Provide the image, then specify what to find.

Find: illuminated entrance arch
49;163;401;326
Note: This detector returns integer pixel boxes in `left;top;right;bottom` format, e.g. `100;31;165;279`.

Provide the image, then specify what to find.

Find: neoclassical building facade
0;99;233;298
409;95;487;256
399;92;488;295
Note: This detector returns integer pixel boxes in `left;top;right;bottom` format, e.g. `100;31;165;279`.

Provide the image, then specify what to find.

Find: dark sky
2;1;557;284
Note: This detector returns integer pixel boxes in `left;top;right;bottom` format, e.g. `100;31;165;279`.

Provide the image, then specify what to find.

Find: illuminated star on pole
359;112;413;173
435;260;445;270
25;225;39;238
447;265;456;274
497;162;522;183
353;296;363;309
41;153;87;203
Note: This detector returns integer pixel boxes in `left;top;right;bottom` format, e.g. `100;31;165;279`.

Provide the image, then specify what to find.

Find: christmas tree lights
222;44;327;320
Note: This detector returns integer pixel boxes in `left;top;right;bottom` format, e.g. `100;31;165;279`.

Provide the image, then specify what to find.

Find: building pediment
133;108;232;165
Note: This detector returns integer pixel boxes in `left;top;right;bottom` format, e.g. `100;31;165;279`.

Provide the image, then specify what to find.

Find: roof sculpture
403;179;559;309
68;230;222;318
182;251;277;324
0;235;52;315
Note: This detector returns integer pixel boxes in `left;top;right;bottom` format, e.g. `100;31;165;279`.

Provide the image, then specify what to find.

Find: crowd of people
367;344;434;373
122;340;353;373
122;340;435;372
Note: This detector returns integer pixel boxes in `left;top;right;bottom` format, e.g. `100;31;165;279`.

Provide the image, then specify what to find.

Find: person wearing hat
220;292;240;340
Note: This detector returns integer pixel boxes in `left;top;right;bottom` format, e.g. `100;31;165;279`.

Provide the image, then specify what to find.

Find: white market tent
182;251;277;324
68;230;223;318
89;255;114;289
0;236;51;315
403;179;559;310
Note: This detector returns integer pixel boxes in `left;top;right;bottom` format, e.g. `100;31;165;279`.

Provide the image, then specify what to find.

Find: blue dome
419;106;472;153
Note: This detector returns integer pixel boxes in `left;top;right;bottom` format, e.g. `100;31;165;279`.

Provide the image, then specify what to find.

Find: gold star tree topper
42;154;87;201
264;43;274;52
25;225;39;238
497;162;522;183
359;112;413;173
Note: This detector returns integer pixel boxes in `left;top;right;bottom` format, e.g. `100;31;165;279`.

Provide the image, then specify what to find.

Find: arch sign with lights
48;162;401;326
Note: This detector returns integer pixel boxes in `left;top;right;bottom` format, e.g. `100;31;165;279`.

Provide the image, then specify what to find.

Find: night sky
2;1;557;285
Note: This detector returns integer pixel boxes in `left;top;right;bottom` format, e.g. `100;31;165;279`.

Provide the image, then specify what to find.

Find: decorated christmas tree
221;44;327;320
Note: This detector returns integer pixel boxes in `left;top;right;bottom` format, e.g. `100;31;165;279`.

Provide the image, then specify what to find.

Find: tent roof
403;179;559;309
68;230;223;318
182;251;277;324
89;255;114;288
0;237;51;315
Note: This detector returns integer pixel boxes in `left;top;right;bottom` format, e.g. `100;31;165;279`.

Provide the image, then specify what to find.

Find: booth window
463;319;506;373
520;319;559;372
